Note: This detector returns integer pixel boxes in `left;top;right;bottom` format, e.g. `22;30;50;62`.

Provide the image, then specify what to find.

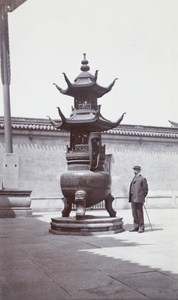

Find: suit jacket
129;174;148;203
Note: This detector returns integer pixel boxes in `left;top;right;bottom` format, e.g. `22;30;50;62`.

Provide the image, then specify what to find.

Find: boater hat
133;166;141;170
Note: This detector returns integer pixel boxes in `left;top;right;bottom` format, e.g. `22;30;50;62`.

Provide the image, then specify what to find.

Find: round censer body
60;170;111;207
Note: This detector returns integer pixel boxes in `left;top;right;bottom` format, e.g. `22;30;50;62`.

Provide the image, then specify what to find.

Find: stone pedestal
49;215;124;236
0;153;32;217
2;153;19;189
0;190;32;217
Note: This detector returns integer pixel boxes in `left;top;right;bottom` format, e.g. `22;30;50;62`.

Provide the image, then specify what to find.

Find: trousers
131;201;144;230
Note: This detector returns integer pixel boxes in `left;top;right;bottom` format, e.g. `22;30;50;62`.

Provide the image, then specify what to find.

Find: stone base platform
49;215;124;236
0;190;32;218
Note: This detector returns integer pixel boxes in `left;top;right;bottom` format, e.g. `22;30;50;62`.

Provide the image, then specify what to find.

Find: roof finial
81;53;90;72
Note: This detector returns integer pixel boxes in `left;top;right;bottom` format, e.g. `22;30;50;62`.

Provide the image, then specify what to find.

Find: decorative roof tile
0;117;178;139
70;113;94;120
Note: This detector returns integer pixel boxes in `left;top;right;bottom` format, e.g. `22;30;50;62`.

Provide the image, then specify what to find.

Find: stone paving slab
0;209;178;300
115;271;178;300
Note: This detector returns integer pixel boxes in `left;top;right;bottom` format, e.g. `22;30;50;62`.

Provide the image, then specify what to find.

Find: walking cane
144;204;153;231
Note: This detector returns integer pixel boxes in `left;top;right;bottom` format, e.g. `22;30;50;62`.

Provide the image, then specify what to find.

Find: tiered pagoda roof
49;54;126;132
53;54;117;98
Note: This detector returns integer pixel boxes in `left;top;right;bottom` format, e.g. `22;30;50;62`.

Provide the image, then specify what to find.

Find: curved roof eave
52;118;123;132
53;77;118;98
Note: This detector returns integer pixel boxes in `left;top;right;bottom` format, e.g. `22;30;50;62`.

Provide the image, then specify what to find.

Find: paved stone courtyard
0;208;178;300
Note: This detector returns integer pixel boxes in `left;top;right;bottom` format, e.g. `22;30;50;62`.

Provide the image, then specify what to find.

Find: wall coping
0;116;178;139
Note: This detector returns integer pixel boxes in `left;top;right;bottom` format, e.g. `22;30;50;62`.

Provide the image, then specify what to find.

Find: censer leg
75;190;87;220
62;197;72;217
105;193;117;217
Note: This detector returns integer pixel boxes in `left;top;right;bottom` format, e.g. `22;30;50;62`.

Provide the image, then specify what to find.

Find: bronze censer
49;54;125;225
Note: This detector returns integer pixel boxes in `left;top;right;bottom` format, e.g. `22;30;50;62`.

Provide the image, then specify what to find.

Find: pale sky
0;0;178;127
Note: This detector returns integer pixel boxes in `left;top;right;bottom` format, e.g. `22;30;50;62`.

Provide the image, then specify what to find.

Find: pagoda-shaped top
53;53;117;99
49;54;126;131
74;53;95;85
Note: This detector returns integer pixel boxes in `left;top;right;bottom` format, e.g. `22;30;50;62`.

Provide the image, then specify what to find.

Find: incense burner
49;54;125;219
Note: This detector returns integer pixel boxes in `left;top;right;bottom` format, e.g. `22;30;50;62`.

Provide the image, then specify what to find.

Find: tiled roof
107;128;178;138
70;113;95;120
0;117;54;131
75;77;93;85
0;117;178;139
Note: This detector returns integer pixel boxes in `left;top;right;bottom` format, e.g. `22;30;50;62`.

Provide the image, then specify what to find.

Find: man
129;166;148;233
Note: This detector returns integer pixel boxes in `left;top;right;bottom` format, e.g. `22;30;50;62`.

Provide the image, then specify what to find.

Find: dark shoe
138;229;144;233
129;228;139;232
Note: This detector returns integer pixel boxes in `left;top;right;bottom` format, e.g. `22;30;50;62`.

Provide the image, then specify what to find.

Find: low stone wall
31;197;64;212
30;195;178;213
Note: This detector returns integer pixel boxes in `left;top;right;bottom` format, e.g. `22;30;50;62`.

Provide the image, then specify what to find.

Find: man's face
134;168;140;176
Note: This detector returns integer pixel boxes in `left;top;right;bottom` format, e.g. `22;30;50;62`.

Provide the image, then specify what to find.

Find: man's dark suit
129;174;148;231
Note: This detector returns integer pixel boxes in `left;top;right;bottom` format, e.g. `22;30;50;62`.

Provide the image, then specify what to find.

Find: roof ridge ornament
80;53;90;72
